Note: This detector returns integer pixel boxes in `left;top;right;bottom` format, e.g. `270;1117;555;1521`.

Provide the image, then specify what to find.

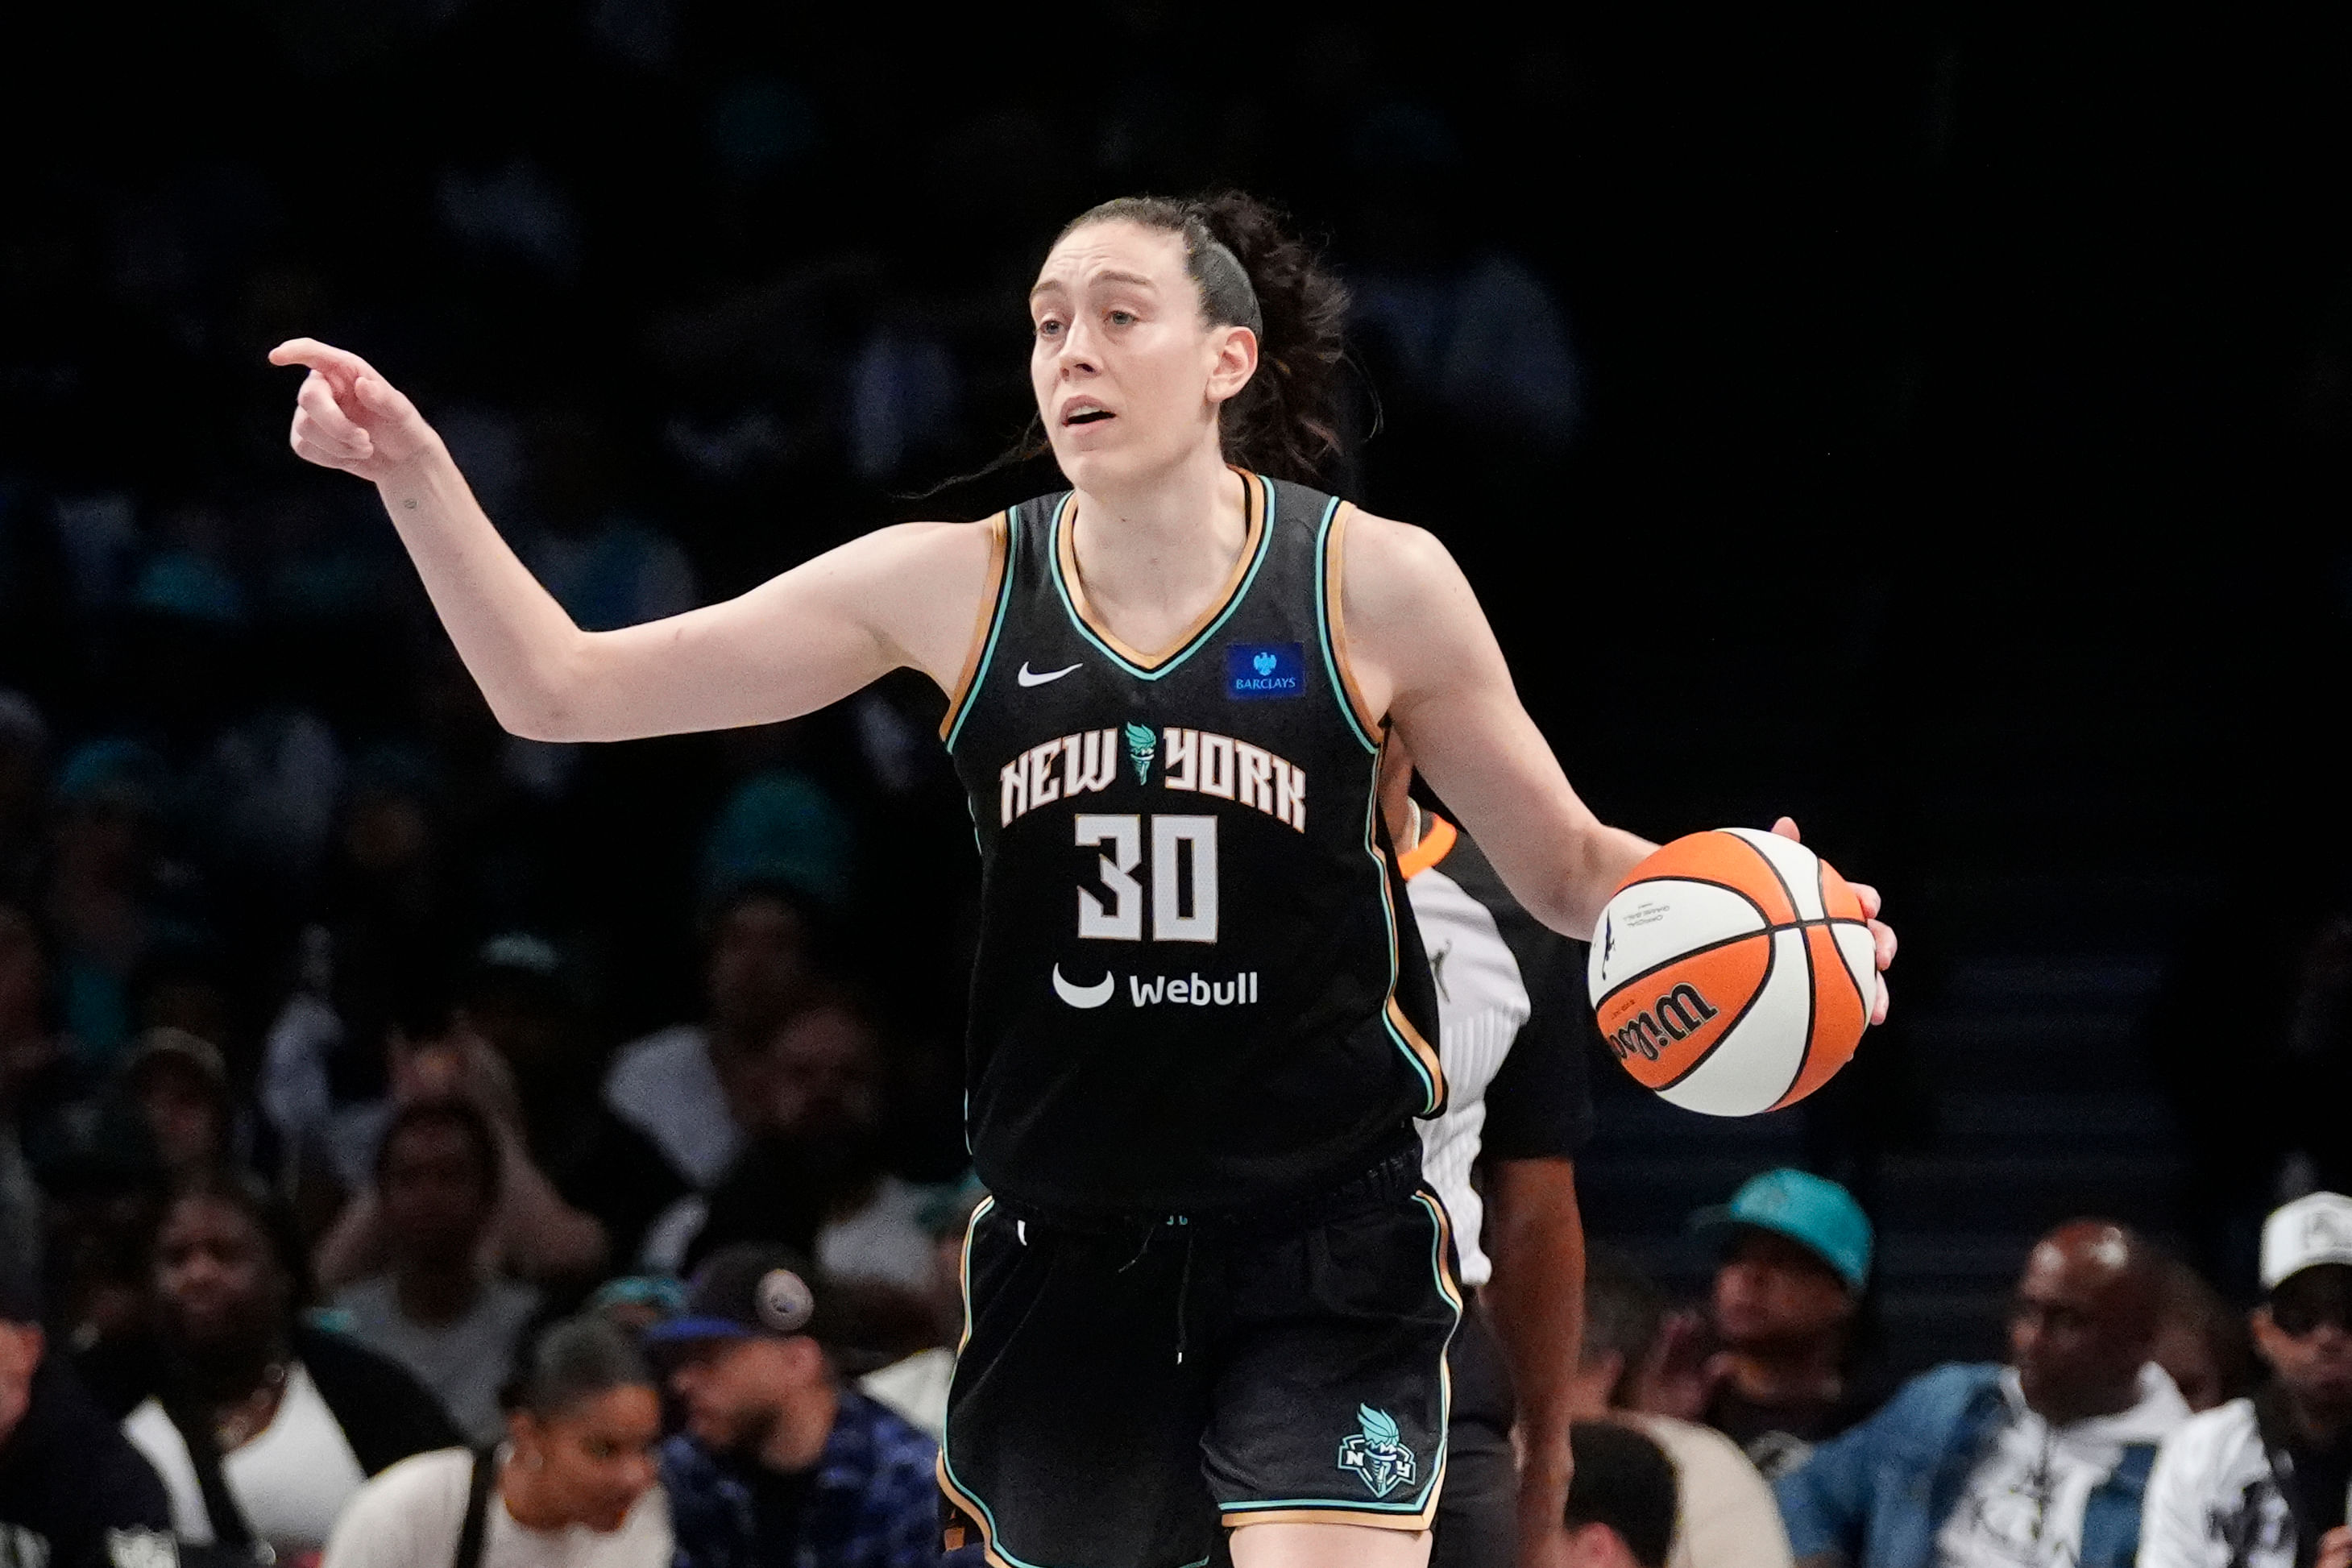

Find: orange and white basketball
1587;828;1874;1117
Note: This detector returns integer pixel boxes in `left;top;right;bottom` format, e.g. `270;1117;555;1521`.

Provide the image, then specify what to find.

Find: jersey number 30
1075;814;1217;944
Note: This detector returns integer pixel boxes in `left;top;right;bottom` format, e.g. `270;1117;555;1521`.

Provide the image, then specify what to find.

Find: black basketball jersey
941;471;1443;1217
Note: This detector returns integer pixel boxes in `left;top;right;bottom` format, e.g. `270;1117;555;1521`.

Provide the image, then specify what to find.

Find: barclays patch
1226;641;1306;700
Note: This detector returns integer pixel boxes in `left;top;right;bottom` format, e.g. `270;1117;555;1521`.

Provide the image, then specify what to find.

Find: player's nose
1053;319;1103;371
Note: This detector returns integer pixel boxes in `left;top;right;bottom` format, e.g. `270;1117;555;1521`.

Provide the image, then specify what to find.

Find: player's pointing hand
268;338;435;483
1774;815;1896;1026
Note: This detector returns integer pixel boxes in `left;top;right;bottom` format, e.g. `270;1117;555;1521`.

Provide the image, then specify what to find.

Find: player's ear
1205;324;1259;405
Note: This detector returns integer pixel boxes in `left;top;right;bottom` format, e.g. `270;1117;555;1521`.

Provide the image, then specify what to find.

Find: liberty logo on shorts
1336;1404;1417;1499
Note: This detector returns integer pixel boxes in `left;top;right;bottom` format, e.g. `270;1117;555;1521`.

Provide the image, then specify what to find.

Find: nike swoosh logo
1052;964;1114;1009
1017;662;1082;687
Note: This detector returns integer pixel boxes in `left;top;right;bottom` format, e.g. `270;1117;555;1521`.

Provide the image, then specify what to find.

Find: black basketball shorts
937;1148;1463;1568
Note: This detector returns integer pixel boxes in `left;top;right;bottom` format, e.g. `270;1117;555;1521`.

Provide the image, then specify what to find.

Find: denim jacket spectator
663;1388;940;1568
1774;1363;2173;1568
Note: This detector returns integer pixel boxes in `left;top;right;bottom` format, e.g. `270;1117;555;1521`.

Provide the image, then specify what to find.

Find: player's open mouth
1060;402;1114;426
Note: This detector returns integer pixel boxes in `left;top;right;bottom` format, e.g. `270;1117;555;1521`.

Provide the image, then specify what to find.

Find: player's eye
1035;317;1063;338
1107;309;1135;326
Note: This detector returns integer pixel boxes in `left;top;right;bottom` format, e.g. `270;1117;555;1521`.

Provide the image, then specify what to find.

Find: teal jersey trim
944;512;1019;754
937;1197;1047;1568
1363;780;1441;1115
1217;1191;1462;1516
1313;496;1379;755
1047;475;1279;682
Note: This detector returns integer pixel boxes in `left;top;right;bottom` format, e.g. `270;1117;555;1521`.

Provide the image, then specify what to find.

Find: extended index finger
268;338;379;397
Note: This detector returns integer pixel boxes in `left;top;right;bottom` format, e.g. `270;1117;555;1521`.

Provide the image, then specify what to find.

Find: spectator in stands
453;935;689;1276
0;901;69;1288
1564;1421;1680;1568
856;1174;985;1440
1777;1218;2188;1568
44;740;164;1067
689;1002;934;1302
321;1316;670;1568
1690;1168;1880;1477
2150;1254;2255;1413
333;1101;540;1443
650;1244;940;1568
0;1255;175;1568
119;1027;235;1181
2139;1193;2352;1568
121;1172;461;1558
0;692;48;906
317;944;683;1288
1570;1247;1794;1568
605;880;830;1196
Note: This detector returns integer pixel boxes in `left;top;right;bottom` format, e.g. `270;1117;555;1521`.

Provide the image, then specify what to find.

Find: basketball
1587;828;1875;1117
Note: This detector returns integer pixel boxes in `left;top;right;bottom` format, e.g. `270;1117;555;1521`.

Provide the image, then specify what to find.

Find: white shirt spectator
126;1363;368;1553
820;1175;938;1294
2138;1397;2310;1568
604;1025;737;1191
321;1447;671;1568
1629;1414;1796;1568
1935;1364;2191;1568
334;1276;542;1445
861;1347;954;1441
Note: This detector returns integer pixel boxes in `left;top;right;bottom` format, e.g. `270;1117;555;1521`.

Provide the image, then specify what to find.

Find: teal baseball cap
1692;1168;1873;1292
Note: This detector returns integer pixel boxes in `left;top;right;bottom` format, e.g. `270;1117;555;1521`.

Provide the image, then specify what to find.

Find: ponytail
1056;192;1350;485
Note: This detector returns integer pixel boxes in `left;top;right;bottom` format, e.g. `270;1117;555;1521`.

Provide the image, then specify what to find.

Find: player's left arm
1342;512;1894;1018
1339;511;1651;935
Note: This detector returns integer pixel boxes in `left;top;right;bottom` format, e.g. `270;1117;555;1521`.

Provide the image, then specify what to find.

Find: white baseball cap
2260;1193;2352;1292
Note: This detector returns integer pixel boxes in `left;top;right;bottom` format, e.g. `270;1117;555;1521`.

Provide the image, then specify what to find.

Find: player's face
1030;221;1253;494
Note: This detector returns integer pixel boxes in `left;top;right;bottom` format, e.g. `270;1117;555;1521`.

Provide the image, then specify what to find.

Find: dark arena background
4;0;2350;1483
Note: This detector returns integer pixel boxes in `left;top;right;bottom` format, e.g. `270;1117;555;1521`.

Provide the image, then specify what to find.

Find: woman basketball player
272;193;1893;1568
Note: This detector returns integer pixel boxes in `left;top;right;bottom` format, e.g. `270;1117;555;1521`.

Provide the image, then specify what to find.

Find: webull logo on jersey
1606;982;1721;1063
1337;1405;1417;1500
1226;641;1305;700
1051;964;1259;1010
999;725;1308;832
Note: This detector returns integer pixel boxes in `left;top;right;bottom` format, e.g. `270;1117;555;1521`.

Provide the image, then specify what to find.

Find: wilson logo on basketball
1587;828;1876;1118
1605;983;1721;1064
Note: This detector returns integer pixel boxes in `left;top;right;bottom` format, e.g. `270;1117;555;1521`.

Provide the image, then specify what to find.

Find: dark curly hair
927;191;1351;498
1053;192;1350;484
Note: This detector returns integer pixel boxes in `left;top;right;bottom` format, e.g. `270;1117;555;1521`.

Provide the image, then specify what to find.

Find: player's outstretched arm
268;339;991;741
1344;512;1894;1018
1342;512;1653;935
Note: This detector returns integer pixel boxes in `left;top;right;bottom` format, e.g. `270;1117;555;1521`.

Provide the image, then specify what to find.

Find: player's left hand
2316;1526;2351;1568
1772;817;1895;1025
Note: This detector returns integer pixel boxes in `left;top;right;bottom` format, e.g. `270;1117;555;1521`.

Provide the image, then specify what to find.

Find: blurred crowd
6;3;2352;1566
8;1099;2350;1568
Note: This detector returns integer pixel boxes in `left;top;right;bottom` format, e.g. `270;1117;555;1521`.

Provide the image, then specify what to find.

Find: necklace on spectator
213;1360;290;1452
